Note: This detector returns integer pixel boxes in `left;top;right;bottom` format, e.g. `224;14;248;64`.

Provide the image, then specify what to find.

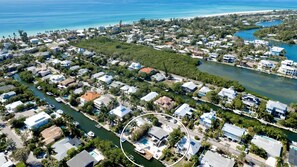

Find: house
41;125;63;145
148;126;169;147
289;145;297;167
0;152;13;167
270;46;285;56
218;87;237;103
223;54;236;63
80;92;100;104
0;91;16;103
175;136;201;158
222;123;246;142
66;150;98;167
141;92;159;102
91;72;105;79
182;81;198;92
98;75;113;84
110;81;125;88
198;86;211;97
24;112;51;129
242;94;260;108
30;38;39;44
278;65;297;76
77;68;89;76
154;96;176;110
128;62;142;70
0;85;15;92
200;111;216;129
151;73;165;82
258;60;276;69
109;105;132;119
251;135;282;158
58;78;76;89
266;100;287;119
200;151;235;167
139;67;156;75
174;103;193;118
5;101;23;113
50;75;65;84
120;85;138;94
52;138;81;161
94;94;113;109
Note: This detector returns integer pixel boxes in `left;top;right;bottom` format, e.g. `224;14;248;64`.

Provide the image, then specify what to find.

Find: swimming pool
89;150;104;162
140;138;148;145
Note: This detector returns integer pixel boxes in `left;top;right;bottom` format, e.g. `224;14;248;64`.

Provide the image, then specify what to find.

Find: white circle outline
120;113;191;167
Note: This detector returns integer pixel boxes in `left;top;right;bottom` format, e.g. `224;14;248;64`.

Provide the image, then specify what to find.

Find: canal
198;20;297;104
14;75;164;167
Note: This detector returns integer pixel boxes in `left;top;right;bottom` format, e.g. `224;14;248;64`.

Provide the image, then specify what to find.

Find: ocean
1;0;297;37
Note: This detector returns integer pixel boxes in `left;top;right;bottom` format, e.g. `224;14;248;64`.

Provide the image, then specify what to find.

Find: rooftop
41;125;63;145
251;135;282;157
109;105;132;118
80;92;100;102
66;150;97;167
201;151;235;167
148;126;168;140
222;123;245;138
141;92;159;102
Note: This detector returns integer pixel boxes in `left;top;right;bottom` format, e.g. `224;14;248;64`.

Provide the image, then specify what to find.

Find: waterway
14;74;164;167
198;20;297;104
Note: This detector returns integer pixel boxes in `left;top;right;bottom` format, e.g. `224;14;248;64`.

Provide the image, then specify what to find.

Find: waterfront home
200;111;216;129
0;91;16;103
52;138;81;161
0;152;14;167
182;81;198;92
73;87;84;95
266;100;287;119
270;46;285;56
198;86;211;97
98;75;113;84
281;60;295;66
242;94;260;108
174;103;193;118
58;78;76;89
223;54;236;63
151;73;165;82
91;72;105;79
120;85;138;94
175;136;201;159
5;101;23;113
289;144;297;167
25;112;51;129
218;87;237;103
200;150;235;167
222;123;246;142
94;94;113;109
278;64;297;76
0;85;15;92
128;62;142;70
209;53;219;60
258;60;276;70
109;105;132;119
154;96;176;111
66;150;98;167
141;92;159;102
41;125;63;145
139;67;156;75
50;74;65;84
80;92;101;104
251;135;282;158
148;126;169;147
30;38;39;44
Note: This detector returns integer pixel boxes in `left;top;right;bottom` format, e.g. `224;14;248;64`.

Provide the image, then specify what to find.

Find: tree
206;91;219;104
19;71;34;83
250;143;267;159
168;128;184;147
12;148;30;162
232;96;244;110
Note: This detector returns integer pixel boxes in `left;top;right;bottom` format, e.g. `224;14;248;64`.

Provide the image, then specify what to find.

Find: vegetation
168;128;185;147
131;123;151;142
19;71;34;83
250;143;267;159
12;148;30;162
73;37;245;91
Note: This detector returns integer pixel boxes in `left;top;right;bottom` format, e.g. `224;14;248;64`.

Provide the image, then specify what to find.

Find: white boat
73;121;79;127
56;109;64;114
46;92;53;96
135;147;145;154
37;86;42;90
55;97;62;103
95;124;101;128
87;131;95;138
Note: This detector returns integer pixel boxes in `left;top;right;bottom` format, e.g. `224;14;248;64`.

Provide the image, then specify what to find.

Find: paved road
0;119;24;148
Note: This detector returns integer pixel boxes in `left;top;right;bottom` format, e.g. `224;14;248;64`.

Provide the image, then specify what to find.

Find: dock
143;150;153;160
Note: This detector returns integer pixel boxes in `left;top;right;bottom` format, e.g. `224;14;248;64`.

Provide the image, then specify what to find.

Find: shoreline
2;9;275;38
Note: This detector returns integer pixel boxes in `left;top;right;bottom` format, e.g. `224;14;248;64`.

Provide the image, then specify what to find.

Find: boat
49;104;55;109
55;97;62;103
73;121;79;127
56;109;64;114
37;86;42;90
135;147;145;154
46;92;53;96
95;124;101;128
120;137;126;143
87;131;95;138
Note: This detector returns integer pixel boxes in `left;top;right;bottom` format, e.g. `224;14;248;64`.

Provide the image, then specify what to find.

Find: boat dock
143;150;153;160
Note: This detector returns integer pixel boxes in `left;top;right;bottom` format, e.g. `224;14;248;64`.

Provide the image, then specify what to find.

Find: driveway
0;119;24;148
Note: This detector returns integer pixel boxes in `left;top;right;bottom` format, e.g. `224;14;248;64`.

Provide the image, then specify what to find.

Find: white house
50;75;65;84
120;85;138;94
128;62;142;70
98;75;113;84
266;100;287;119
218;87;237;103
141;92;159;102
278;65;297;76
5;101;23;113
270;46;285;56
176;136;201;158
251;135;282;158
222;123;246;142
25;112;51;129
200;151;235;167
0;152;13;167
198;86;211;97
258;60;276;69
174;103;193;118
223;54;236;63
182;81;198;92
200;111;216;129
109;105;132;119
0;91;16;103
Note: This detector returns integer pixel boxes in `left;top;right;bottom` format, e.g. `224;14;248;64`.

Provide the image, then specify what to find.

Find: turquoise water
235;20;297;61
1;0;297;36
140;138;148;145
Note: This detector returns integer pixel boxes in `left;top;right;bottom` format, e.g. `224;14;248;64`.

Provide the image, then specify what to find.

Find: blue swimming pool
140;138;148;145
